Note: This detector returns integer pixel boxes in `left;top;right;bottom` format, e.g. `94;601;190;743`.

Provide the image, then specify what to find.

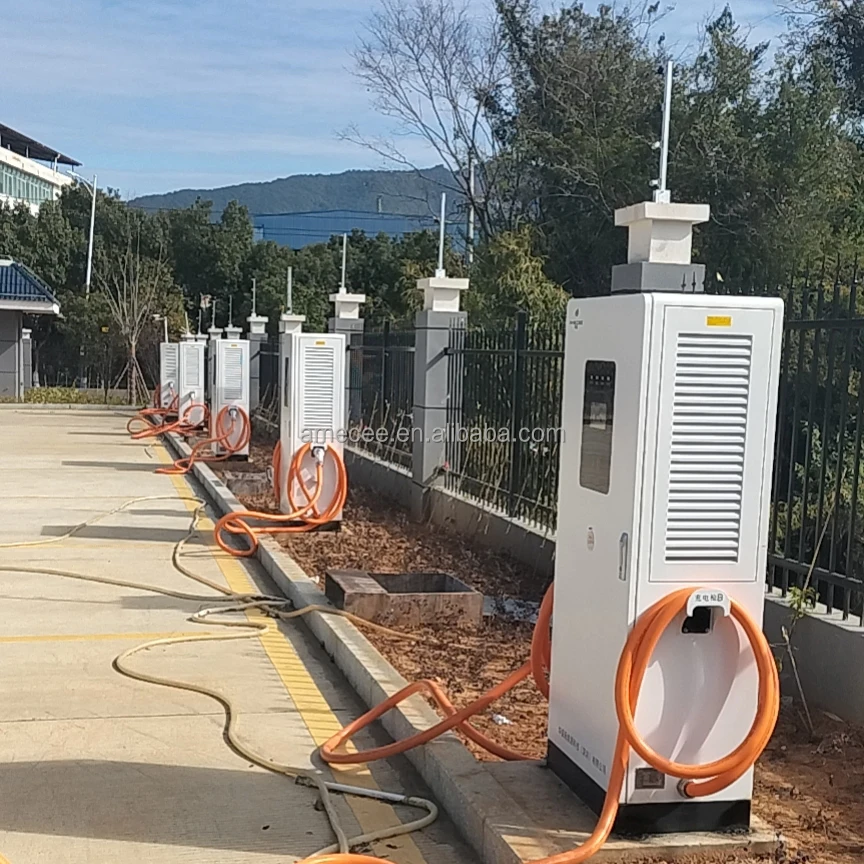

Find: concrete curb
163;432;778;864
162;432;535;864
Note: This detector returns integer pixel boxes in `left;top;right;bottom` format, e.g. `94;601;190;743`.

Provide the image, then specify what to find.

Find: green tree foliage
795;0;864;116
492;1;864;293
467;227;567;327
0;188;487;389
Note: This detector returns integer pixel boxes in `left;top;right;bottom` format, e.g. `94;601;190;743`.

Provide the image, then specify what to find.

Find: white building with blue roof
0;123;78;214
0;259;60;398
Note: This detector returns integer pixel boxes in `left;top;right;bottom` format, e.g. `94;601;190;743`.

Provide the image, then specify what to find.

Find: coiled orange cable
126;390;178;436
156;405;251;475
312;586;779;864
214;440;348;557
131;401;210;440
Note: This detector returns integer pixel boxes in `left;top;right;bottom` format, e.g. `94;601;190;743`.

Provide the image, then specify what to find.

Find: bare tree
346;0;515;241
97;225;171;405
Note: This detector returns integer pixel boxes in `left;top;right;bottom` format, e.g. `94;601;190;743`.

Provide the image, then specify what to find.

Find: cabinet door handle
618;532;629;582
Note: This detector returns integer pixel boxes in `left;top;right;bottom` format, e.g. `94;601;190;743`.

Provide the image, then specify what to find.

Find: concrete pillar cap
329;292;366;321
614;200;710;266
279;313;306;335
416;275;470;313
246;314;269;336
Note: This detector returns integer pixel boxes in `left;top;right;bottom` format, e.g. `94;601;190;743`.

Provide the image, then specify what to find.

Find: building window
1;162;56;207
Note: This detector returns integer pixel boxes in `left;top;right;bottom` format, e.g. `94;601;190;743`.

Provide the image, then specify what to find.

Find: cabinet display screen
580;361;616;494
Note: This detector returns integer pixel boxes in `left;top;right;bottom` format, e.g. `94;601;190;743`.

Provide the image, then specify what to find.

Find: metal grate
665;332;753;562
183;344;201;388
301;344;336;432
222;346;244;402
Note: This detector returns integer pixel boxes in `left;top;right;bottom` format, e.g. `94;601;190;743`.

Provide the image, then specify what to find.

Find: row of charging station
157;320;346;511
158;190;784;852
158;330;251;457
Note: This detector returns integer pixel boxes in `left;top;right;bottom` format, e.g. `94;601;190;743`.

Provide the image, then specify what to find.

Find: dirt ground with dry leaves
212;445;864;864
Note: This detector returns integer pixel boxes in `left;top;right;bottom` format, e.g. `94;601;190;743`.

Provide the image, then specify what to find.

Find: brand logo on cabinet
569;308;583;331
587;526;595;551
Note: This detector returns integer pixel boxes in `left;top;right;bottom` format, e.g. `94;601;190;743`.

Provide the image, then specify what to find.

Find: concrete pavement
0;407;477;864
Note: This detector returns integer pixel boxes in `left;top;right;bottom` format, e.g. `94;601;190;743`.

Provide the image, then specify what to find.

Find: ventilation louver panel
162;349;178;385
664;332;752;563
222;346;244;402
301;345;337;433
183;345;201;387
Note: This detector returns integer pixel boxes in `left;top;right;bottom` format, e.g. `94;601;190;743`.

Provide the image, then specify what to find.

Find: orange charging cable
214;440;348;557
312;586;779;864
156;405;251;476
126;390;178;436
131;401;210;440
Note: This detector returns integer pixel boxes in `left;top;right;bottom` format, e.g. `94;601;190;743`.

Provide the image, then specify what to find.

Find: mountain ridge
128;165;460;216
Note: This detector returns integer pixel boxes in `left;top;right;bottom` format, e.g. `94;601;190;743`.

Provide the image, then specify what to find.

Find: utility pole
70;171;97;389
85;174;97;296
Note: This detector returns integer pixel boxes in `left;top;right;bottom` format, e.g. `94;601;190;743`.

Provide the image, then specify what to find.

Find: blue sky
1;0;784;199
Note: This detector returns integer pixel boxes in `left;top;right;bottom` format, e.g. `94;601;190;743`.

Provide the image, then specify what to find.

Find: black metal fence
438;267;864;622
258;337;280;419
347;322;415;470
444;311;564;531
256;263;864;621
739;264;864;624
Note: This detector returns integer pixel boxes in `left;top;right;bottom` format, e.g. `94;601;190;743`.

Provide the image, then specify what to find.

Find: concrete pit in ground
325;568;484;628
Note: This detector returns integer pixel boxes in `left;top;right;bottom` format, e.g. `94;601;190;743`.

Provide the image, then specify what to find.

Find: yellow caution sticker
707;315;732;327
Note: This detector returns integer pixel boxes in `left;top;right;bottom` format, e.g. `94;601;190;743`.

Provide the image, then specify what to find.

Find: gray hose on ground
0;493;439;857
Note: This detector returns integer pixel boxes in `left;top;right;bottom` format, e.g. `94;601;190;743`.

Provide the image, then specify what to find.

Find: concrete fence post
246;314;269;411
410;273;470;522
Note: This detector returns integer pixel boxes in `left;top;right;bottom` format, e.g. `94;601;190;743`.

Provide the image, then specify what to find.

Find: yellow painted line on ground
155;443;428;864
3;540;194;550
0;631;203;644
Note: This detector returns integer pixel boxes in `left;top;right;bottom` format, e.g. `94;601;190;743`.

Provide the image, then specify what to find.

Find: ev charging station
178;332;207;428
279;329;346;523
277;266;348;524
210;323;251;457
158;341;179;409
547;198;783;832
